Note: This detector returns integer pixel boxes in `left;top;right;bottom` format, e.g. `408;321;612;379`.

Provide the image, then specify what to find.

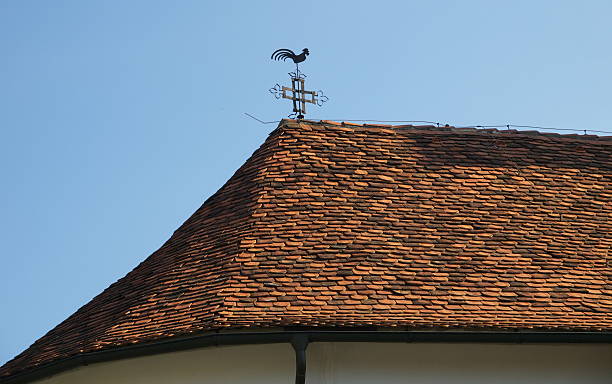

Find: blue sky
1;1;611;365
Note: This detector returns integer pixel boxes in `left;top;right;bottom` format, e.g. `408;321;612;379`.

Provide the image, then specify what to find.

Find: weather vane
269;48;328;119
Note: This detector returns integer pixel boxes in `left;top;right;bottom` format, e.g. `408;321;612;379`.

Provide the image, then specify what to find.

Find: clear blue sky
1;0;611;365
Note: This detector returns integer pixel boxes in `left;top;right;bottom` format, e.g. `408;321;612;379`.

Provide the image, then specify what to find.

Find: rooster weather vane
269;48;328;119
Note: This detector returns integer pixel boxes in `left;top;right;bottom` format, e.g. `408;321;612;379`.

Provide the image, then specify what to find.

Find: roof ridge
279;119;612;143
214;127;298;325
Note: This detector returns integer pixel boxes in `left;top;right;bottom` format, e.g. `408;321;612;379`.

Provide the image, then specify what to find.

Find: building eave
2;328;611;384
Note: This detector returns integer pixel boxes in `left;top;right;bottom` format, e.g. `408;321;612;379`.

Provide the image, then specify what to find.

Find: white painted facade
33;342;611;384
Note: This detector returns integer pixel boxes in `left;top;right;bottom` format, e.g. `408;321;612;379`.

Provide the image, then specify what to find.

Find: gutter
2;330;611;384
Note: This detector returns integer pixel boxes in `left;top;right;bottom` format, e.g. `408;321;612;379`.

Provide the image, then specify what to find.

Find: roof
2;119;611;380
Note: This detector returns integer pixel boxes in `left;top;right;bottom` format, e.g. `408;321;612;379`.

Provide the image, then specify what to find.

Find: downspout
291;335;309;384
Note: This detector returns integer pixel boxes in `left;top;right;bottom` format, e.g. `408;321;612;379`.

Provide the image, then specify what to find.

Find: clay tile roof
2;119;611;379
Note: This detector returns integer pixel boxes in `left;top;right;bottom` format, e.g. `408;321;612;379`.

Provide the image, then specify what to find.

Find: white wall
34;342;612;384
308;343;612;384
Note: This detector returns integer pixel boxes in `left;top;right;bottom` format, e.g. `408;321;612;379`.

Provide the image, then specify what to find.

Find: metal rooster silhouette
271;48;310;64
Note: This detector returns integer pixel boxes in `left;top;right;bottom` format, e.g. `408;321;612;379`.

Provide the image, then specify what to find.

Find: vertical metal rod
291;77;298;113
299;79;306;117
298;78;305;118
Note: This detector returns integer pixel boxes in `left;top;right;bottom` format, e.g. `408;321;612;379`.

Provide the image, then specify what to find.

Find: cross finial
269;48;328;119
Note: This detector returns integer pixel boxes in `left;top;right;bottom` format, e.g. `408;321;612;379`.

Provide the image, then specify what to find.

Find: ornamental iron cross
270;48;328;119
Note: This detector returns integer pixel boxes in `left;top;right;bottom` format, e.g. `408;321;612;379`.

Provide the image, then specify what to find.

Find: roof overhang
3;328;612;384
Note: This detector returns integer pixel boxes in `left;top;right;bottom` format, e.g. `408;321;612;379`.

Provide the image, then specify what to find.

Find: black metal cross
270;70;328;119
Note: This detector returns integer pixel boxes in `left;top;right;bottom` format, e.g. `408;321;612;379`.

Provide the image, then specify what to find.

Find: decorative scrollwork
316;90;329;106
288;71;306;80
269;84;283;99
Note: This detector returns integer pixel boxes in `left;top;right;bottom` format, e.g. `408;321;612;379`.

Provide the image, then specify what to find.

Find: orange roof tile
1;119;611;379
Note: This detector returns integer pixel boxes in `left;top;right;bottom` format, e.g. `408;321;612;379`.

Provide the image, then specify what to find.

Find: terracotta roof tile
1;119;611;379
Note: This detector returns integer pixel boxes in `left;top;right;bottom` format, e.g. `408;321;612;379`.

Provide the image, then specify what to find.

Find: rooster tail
271;48;295;61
